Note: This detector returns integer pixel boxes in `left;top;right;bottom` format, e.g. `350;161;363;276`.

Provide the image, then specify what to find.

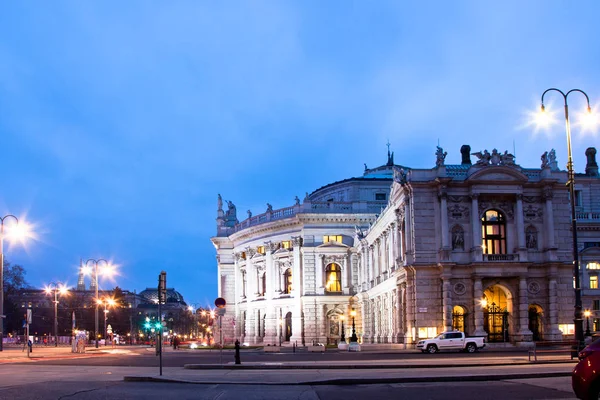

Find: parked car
416;331;485;353
573;339;600;399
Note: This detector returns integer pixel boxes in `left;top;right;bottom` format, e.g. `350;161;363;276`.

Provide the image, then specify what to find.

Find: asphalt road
11;346;536;367
0;378;577;400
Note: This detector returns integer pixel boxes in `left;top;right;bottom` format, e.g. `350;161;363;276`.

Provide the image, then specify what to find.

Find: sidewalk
0;344;112;361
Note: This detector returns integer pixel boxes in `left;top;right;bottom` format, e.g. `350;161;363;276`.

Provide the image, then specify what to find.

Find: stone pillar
404;200;414;264
369;245;375;286
471;194;483;262
442;274;453;332
543;188;557;261
382;231;389;276
440;192;450;249
516;277;533;343
342;255;349;293
290;236;303;345
473;276;486;336
375;239;381;280
516;194;527;261
547;266;563;339
317;254;325;294
264;246;277;345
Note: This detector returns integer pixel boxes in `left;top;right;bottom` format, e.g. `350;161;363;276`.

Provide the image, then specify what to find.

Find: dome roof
139;288;186;304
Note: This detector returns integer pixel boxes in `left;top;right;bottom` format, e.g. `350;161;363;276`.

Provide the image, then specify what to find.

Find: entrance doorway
285;312;292;341
452;305;468;332
528;304;543;341
483;286;511;342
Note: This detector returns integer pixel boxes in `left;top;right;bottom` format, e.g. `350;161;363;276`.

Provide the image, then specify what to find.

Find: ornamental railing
232;200;387;233
576;212;600;221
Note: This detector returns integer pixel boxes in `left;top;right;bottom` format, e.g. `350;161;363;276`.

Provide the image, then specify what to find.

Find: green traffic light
155;322;161;329
144;323;151;329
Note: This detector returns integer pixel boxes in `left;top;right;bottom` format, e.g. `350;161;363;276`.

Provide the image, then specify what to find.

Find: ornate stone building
212;145;600;347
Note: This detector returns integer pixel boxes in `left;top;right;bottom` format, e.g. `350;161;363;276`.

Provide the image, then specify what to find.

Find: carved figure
394;168;408;184
501;150;515;165
304;192;310;201
218;194;223;211
490;149;501;165
435;146;447;167
247;210;252;218
472;150;491;165
541;151;549;169
452;229;464;250
364;163;368;171
526;230;538;249
294;196;300;206
266;203;273;212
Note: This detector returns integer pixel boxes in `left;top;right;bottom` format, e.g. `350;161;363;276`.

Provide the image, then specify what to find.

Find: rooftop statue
218;194;223;211
435;146;447;167
472;149;515;166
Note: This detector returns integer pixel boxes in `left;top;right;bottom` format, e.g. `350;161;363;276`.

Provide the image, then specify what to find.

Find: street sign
215;308;226;316
214;297;226;308
26;309;32;324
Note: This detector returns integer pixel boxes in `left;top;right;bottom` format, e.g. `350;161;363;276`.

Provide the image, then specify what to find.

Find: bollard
234;340;241;365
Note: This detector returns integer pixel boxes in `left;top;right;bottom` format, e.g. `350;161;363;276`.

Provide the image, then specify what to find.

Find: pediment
273;247;292;256
467;166;529;183
581;246;600;256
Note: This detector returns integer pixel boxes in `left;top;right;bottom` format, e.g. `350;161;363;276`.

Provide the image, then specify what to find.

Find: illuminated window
588;262;600;270
281;241;292;249
591;276;598;289
257;246;265;255
284;269;292;294
325;263;342;293
323;235;343;244
558;324;575;335
481;210;506;255
257;271;266;296
418;327;438;339
241;252;247;260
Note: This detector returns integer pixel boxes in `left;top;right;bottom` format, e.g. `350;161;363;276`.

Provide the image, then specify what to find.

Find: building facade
212;146;600;347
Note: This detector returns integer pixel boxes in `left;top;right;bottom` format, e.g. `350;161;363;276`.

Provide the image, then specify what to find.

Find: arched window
481;209;506;254
258;272;266;296
526;226;538;250
284;268;292;294
325;263;342;293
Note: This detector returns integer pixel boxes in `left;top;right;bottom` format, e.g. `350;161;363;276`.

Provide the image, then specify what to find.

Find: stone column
290;236;303;344
404;200;414;264
442;274;453;332
374;239;381;280
440;192;450;248
543;188;557;261
516;277;533;342
471;194;483;262
547;266;562;339
342;255;349;293
317;254;324;294
361;300;369;343
382;231;389;276
516;194;527;261
264;246;277;345
369;245;375;287
473;276;486;336
390;223;397;271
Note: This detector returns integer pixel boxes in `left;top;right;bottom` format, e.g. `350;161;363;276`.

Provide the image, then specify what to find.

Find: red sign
214;297;226;308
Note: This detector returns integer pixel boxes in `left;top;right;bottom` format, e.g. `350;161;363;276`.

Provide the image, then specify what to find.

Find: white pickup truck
416;331;486;354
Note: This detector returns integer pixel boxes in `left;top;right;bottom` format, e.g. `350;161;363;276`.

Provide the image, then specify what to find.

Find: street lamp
0;214;24;352
539;88;596;349
350;309;358;343
44;283;69;347
97;297;116;346
585;310;592;337
340;315;346;343
82;259;113;348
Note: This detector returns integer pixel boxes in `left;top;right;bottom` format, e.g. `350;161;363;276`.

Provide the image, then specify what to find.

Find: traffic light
155;322;161;330
144;322;151;330
158;271;167;304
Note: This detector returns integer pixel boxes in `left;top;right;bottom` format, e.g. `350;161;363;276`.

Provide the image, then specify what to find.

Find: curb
123;371;572;386
183;360;576;370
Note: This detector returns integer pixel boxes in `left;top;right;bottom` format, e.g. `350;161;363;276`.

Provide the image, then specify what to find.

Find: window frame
283;268;292;294
481;209;507;255
325;263;342;293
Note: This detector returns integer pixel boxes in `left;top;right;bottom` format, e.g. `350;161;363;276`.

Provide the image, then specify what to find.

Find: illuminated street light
538;88;596;349
44;283;69;347
82;259;114;348
0;214;31;352
97;297;116;346
350;309;358;343
585;310;592;337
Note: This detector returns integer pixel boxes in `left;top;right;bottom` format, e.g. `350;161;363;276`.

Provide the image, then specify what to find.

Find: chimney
585;147;599;177
460;145;471;165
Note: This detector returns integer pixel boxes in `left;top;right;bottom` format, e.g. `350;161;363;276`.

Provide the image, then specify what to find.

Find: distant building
212;145;600;346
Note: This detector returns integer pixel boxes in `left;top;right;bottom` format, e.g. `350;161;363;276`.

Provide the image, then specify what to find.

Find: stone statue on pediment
435;146;447;167
541;151;549;169
490;149;501;165
501;150;515;165
266;203;273;212
294;196;300;206
218;194;223;211
472;150;491;166
247;210;252;218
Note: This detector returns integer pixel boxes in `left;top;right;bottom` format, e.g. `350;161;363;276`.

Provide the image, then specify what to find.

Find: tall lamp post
98;297;115;346
350;309;358;343
82;259;111;348
0;214;19;352
539;88;595;349
340;315;346;343
585;310;592;337
44;283;69;347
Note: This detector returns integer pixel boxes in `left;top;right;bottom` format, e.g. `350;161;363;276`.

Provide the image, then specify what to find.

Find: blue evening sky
1;1;598;307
